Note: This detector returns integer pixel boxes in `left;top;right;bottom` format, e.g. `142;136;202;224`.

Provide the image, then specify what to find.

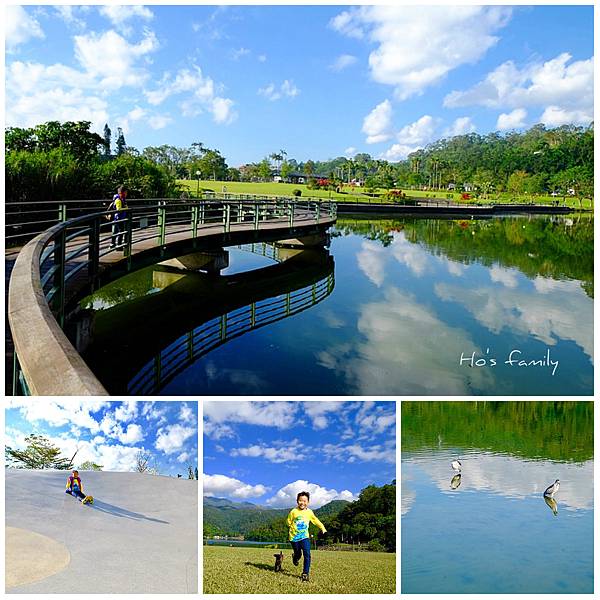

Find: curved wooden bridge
8;198;336;395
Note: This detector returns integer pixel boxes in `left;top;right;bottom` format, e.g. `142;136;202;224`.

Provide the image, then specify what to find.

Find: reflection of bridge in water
76;243;335;395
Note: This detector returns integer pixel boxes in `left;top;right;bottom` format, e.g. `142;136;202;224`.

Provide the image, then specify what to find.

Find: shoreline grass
178;179;593;210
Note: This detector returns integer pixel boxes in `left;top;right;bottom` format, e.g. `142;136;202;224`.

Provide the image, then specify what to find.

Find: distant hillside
203;497;349;538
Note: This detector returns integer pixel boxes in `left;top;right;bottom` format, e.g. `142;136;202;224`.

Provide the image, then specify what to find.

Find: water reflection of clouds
404;451;593;512
434;281;593;360
316;286;494;394
489;264;519;288
401;470;416;516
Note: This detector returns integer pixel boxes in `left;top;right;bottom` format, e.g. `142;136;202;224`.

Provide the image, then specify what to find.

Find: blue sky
5;400;198;476
203;401;396;508
5;4;594;165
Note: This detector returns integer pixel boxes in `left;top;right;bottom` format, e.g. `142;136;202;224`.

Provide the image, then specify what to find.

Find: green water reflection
401;401;593;594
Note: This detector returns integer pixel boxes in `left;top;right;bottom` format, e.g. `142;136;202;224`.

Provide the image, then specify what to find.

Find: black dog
273;551;284;572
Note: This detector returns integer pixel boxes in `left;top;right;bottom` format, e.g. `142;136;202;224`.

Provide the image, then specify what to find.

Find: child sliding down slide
65;470;94;505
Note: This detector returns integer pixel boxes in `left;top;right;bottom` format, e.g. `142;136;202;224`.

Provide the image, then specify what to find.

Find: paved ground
5;470;198;593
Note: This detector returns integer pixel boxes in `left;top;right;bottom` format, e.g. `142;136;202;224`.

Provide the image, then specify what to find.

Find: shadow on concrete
90;500;169;524
244;562;298;579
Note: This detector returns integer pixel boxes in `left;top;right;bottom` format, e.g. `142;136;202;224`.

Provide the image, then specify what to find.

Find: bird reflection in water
450;474;461;490
544;495;559;516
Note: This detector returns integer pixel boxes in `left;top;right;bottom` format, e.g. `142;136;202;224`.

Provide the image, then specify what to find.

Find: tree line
5;120;593;203
245;482;396;552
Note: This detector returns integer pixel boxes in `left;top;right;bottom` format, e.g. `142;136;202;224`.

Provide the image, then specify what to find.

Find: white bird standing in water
544;479;560;497
451;459;462;472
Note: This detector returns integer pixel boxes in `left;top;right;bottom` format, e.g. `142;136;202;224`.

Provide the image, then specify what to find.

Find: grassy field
203;546;396;594
178;179;593;209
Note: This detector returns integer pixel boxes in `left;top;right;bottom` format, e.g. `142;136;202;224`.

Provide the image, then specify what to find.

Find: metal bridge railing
128;272;335;395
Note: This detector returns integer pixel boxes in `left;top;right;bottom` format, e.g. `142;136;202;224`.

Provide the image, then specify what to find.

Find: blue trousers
291;537;311;574
66;488;85;501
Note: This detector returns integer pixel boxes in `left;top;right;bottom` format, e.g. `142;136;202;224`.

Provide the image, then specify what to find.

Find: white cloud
203;473;269;498
303;402;344;430
540;105;593;127
145;66;237;125
357;241;387;287
330;54;358;72
381;115;438;160
489;265;519;288
434;281;593;360
118;423;144;445
354;402;396;436
258;54;267;63
179;403;196;424
444;53;593;127
362;99;393;144
258;79;300;101
322;441;396;464
496;108;528;130
6;400;107;434
6;6;45;51
53;6;86;29
316;286;494;394
74;29;159;89
444;116;477;137
266;480;357;509
380;144;416;162
177;452;191;463
155;424;196;455
99;5;154;32
147;114;173;130
397;114;437;146
230;439;304;463
203;402;299;437
344;146;357;156
115;401;139;423
331;6;511;100
231;47;250;60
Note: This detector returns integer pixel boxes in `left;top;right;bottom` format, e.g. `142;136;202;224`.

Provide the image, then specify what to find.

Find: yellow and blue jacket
66;476;83;492
287;508;326;542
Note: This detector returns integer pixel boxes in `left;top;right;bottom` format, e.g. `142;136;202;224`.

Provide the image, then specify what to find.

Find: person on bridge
287;491;327;582
65;470;93;505
109;185;129;249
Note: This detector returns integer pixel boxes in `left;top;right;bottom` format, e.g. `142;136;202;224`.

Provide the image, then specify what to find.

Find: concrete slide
5;470;198;593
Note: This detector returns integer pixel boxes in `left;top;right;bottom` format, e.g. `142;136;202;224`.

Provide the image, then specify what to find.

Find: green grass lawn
203;546;396;594
178;179;593;209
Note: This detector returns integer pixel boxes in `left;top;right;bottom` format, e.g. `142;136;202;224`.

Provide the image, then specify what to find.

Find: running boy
287;491;326;582
65;470;93;505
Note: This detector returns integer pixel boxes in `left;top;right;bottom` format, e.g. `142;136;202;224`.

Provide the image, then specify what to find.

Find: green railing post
52;228;67;327
158;203;166;246
89;215;100;284
58;203;67;222
225;203;231;233
192;204;199;238
316;201;321;223
285;291;291;316
254;204;259;230
200;201;205;226
125;210;133;269
238;201;243;223
250;302;256;327
288;202;295;227
220;314;227;340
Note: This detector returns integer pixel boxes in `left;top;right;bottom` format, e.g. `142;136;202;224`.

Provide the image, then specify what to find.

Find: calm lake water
401;402;594;594
75;214;593;395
